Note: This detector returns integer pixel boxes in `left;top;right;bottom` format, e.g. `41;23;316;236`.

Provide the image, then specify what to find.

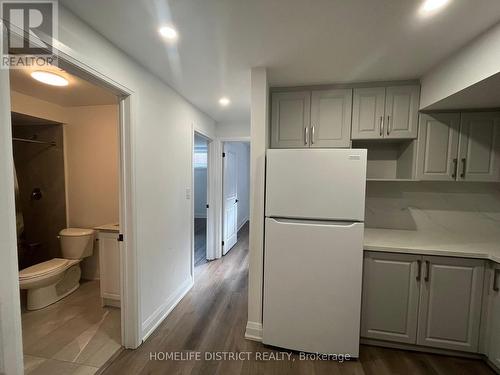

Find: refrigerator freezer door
266;149;367;221
263;218;364;356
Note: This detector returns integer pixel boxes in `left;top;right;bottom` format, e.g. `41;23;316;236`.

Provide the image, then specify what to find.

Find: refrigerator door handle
269;217;362;227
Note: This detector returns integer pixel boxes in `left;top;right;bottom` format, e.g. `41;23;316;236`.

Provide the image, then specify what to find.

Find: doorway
222;141;250;256
193;133;210;267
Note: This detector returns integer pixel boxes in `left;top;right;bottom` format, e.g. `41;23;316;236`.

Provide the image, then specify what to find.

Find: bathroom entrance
9;66;124;372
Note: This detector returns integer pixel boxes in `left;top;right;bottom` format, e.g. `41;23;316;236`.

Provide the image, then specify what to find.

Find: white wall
420;22;500;109
246;67;268;341
2;6;218;361
216;122;250;138
224;142;250;229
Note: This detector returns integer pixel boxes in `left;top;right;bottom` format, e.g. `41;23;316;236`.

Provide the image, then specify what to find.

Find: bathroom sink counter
94;223;120;232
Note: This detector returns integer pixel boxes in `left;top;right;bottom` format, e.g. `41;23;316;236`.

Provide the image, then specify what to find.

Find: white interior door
222;146;238;255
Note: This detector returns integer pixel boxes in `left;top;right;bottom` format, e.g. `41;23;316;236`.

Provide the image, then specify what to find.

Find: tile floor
22;280;121;375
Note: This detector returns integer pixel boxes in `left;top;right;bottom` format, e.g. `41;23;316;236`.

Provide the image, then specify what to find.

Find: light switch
185;188;191;199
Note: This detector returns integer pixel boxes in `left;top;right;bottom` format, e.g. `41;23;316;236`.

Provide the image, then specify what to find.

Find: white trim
194;213;208;219
245;321;263;342
210;139;223;260
141;277;194;341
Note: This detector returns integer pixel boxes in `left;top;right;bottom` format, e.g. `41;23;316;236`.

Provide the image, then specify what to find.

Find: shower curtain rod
12;137;56;147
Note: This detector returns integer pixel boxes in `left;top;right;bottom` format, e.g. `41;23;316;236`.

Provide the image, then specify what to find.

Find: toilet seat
19;258;79;281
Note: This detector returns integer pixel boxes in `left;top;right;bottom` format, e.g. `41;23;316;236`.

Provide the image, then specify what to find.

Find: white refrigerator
263;148;367;356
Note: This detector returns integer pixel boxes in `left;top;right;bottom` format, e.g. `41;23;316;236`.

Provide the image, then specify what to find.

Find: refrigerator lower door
263;217;364;356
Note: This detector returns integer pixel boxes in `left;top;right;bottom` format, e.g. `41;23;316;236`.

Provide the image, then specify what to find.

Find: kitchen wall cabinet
417;256;484;352
458;113;500;182
98;230;121;307
361;252;485;353
271;89;352;148
488;264;500;369
310;89;352;148
352;85;419;140
361;252;420;343
417;112;500;182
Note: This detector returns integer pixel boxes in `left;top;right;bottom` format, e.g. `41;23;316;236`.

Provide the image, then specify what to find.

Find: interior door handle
460;158;466;179
235;199;238;203
494;269;500;292
424;260;430;282
416;260;422;281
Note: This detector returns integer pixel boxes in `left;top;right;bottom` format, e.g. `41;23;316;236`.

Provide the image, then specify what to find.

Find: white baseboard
194;213;207;219
141;277;194;341
245;321;263;342
237;218;249;232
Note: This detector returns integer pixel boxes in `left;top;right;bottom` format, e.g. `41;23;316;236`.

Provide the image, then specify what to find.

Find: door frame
0;25;140;375
191;129;215;278
216;137;250;258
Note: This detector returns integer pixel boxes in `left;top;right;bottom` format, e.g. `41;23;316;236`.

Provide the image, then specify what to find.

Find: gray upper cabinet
352;85;420;140
271;91;311;149
417;256;484;353
417;112;500;182
361;252;420;344
416;113;460;181
385;86;420;139
351;87;386;140
310;89;352;148
458;112;500;182
488;264;500;369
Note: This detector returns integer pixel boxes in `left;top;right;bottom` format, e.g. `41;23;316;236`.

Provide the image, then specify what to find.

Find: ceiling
10;67;118;107
60;0;500;123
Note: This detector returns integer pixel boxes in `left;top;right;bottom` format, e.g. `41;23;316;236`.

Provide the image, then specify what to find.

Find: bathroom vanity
94;223;121;308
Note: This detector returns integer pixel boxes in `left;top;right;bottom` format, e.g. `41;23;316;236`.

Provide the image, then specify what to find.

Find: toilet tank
59;228;95;259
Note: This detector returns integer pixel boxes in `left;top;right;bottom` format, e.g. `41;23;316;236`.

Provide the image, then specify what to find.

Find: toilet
19;228;95;310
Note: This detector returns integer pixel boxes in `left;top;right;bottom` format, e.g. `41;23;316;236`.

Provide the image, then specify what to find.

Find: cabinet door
416;113;460;181
99;232;121;303
385;86;420;139
351;87;386;139
361;252;421;344
488;264;500;369
458;112;500;182
310;89;352;148
271;91;311;148
417;256;484;352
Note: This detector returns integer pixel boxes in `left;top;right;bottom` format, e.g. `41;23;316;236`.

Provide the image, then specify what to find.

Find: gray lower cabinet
488;264;500;369
362;252;485;353
361;252;420;344
271;91;311;148
417;256;484;352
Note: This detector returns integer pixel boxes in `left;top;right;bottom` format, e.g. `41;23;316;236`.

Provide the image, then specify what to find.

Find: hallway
101;223;493;375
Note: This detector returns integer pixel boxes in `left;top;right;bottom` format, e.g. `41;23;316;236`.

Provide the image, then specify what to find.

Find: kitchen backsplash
365;181;500;235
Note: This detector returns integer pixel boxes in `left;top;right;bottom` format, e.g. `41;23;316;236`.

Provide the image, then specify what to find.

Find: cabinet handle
452;158;458;179
304;127;309;145
379;116;384;137
424;260;430;282
494;269;500;292
416;260;422;281
460;158;466;179
311;125;315;145
387;115;391;135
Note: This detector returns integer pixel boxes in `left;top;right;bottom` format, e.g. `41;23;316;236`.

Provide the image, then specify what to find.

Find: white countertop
94;223;120;232
364;228;500;264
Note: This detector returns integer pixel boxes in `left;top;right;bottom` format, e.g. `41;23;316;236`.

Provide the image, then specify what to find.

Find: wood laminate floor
22;280;121;375
102;224;494;375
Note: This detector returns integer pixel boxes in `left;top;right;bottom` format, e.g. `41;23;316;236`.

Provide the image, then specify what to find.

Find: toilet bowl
19;228;95;310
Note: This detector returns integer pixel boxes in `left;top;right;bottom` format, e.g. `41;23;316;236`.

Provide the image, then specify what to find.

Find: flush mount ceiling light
159;26;178;41
30;71;69;86
419;0;450;16
219;97;230;107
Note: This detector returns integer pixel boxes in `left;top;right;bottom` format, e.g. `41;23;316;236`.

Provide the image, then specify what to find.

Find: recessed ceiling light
219;97;230;106
419;0;450;16
159;26;178;41
30;71;69;86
